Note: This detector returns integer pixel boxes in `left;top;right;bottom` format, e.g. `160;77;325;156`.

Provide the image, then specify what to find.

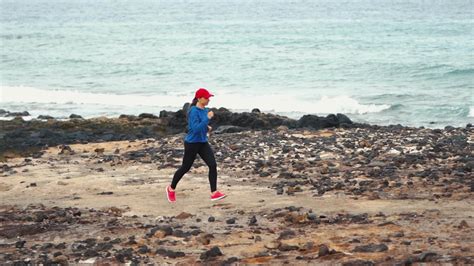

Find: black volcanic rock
5;111;30;117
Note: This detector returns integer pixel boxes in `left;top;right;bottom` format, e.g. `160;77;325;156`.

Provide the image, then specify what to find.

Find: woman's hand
208;125;212;132
207;111;214;119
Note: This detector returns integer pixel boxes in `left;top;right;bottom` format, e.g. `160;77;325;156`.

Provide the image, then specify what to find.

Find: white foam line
1;86;391;115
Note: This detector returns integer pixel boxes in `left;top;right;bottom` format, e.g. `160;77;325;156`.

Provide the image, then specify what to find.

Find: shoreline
1;107;472;129
1;105;472;161
1;105;354;161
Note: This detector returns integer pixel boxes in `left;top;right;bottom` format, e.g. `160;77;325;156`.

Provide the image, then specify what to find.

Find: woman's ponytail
191;97;198;107
186;98;199;128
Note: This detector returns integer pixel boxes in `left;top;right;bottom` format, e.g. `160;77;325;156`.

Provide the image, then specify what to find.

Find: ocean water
1;0;473;128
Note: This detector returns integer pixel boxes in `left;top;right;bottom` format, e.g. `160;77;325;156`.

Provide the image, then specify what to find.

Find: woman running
166;88;227;202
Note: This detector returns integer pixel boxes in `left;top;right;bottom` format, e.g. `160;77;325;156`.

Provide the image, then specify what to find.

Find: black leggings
171;141;218;192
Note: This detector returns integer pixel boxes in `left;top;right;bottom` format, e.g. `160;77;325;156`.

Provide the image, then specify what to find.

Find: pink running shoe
210;191;227;201
166;185;176;203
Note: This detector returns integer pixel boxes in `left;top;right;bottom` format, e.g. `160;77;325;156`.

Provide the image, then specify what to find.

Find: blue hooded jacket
184;106;209;143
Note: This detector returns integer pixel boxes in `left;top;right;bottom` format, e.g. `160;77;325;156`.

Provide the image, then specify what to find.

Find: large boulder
337;113;353;124
298;113;353;129
5;111;30;117
138;113;158;119
213;125;246;134
298;115;332;130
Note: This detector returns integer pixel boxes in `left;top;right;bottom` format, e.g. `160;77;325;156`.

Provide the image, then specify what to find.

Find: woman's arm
189;108;209;132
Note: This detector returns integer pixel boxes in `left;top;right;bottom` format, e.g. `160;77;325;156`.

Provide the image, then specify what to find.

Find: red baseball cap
195;88;214;99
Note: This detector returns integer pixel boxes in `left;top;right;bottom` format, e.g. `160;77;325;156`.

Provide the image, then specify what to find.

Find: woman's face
198;97;210;106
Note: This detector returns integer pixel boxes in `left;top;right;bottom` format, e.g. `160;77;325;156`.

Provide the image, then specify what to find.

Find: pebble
175;212;193;219
199;246;223;260
278;230;296;240
264;241;281;249
353;243;389;253
15;240;26;249
249;215;257;225
318;244;330;257
279;244;299;252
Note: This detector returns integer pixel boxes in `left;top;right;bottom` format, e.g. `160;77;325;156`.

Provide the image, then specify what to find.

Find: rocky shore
0;105;355;161
0;107;473;265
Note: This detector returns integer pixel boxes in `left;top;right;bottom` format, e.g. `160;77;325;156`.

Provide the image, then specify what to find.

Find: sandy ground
1;130;473;265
